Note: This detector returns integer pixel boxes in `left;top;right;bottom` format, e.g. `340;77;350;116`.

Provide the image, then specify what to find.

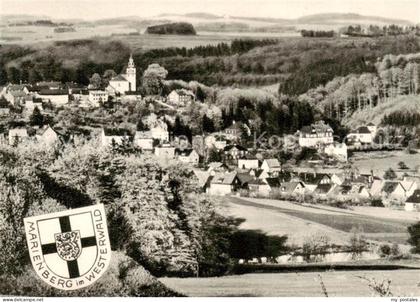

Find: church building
107;55;136;95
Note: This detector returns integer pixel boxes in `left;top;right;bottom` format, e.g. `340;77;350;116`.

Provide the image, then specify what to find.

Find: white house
238;155;259;170
36;125;60;147
107;55;136;94
9;128;28;145
167;89;195;106
37;89;69;106
298;121;334;147
324;142;348;162
347;126;373;144
208;172;239;196
405;189;420;212
279;181;306;195
134;131;154;150
101;128;131;147
261;158;281;176
150;125;169;142
154;143;175;160
88;90;108;107
175;149;199;165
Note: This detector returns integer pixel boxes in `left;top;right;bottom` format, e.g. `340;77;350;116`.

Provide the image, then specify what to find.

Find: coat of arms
24;204;111;290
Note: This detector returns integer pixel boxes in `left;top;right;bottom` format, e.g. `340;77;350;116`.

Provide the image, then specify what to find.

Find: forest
1;35;419;89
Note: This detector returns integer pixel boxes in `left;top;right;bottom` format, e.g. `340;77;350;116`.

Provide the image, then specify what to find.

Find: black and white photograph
0;0;420;299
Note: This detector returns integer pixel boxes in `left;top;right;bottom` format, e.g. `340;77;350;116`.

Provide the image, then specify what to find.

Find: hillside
145;22;197;35
342;95;420;128
296;13;412;25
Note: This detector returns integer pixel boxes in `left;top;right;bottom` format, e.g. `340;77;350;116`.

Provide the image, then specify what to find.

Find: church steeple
128;54;135;68
125;54;136;91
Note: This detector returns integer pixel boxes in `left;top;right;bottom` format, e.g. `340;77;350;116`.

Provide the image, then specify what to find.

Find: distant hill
145;22;196;35
184;12;221;19
296;13;412;25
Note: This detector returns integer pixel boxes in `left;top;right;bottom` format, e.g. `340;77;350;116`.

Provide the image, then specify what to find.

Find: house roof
193;170;211;188
264;158;281;168
10;90;27;98
175;148;196;157
266;177;280;188
37;81;61;88
298;172;330;185
37;125;57;136
224;144;247;152
211;172;237;185
7;84;27;91
280;181;303;193
382;182;402;194
135;131;153;139
39;89;68;95
208;162;225;169
248;178;267;186
367;122;375;126
299;121;333;134
406;190;420;204
315;183;334;194
352;126;371;134
236;172;255;185
103;128;131;137
239;154;258;160
9;128;28;137
110;74;128;82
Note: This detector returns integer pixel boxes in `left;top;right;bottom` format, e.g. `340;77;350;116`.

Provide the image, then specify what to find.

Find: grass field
223;197;414;246
350;150;420;176
160;269;420;296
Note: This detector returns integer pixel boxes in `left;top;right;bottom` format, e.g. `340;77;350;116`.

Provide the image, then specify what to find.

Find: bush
379;244;391;257
407;221;420;254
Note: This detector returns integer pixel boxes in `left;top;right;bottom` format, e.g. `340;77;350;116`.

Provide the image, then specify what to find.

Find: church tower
125;54;136;92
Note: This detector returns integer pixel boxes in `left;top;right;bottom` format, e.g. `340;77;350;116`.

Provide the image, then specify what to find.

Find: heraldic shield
24;204;111;290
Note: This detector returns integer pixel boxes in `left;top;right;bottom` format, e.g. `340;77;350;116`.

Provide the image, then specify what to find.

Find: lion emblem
55;231;82;261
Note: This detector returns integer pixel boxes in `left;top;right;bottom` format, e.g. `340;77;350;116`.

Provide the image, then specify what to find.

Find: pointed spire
128;54;135;68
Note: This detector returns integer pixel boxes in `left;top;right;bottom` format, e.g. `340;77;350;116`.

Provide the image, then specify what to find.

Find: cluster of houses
6;124;61;147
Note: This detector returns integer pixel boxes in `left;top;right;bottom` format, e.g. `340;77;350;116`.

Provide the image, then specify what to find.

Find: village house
133;131;154;151
107;55;136;95
347;126;373;144
88;90;108;107
150;125;169;142
324;142;348;162
193;170;212;193
167;89;195;106
400;180;418;197
207;162;229;173
208;172;239;196
314;183;336;198
295;172;332;192
35;125;60;147
154;143;175;160
261;158;282;177
279;181;306;195
4;85;29;105
238;155;259;170
381;181;407;201
248;179;271;197
175;149;199;165
100;128;131;147
36;81;62;90
9;128;29;145
37;88;69;106
24;98;43;112
224;121;251;140
224;144;248;160
297;121;334;147
405;189;420;212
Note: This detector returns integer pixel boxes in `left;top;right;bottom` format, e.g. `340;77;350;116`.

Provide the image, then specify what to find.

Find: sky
0;0;419;22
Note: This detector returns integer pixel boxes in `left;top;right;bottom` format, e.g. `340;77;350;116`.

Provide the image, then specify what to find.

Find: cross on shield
40;215;97;278
24;204;111;290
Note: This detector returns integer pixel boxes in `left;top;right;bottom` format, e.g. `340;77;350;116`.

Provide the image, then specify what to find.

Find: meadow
223;197;415;246
160;269;420;296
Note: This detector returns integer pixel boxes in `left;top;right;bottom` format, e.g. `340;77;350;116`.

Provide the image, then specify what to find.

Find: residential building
101;128;131;147
295;172;331;192
405;190;420;212
175;149;199;165
238;155;259;169
261;158;281;177
9;128;29;145
107;55;136;94
279;181;305;195
193;170;212;193
324;143;348;162
224;121;250;139
208;172;239;196
224;144;248;160
36;125;60;147
150;125;169;142
154;143;175;160
381;181;407;201
297;121;334;147
37;89;69;105
133;131;154;150
88;90;108;107
248;179;271;197
167;89;195;105
314;183;336;197
347;126;373;144
207;162;228;173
